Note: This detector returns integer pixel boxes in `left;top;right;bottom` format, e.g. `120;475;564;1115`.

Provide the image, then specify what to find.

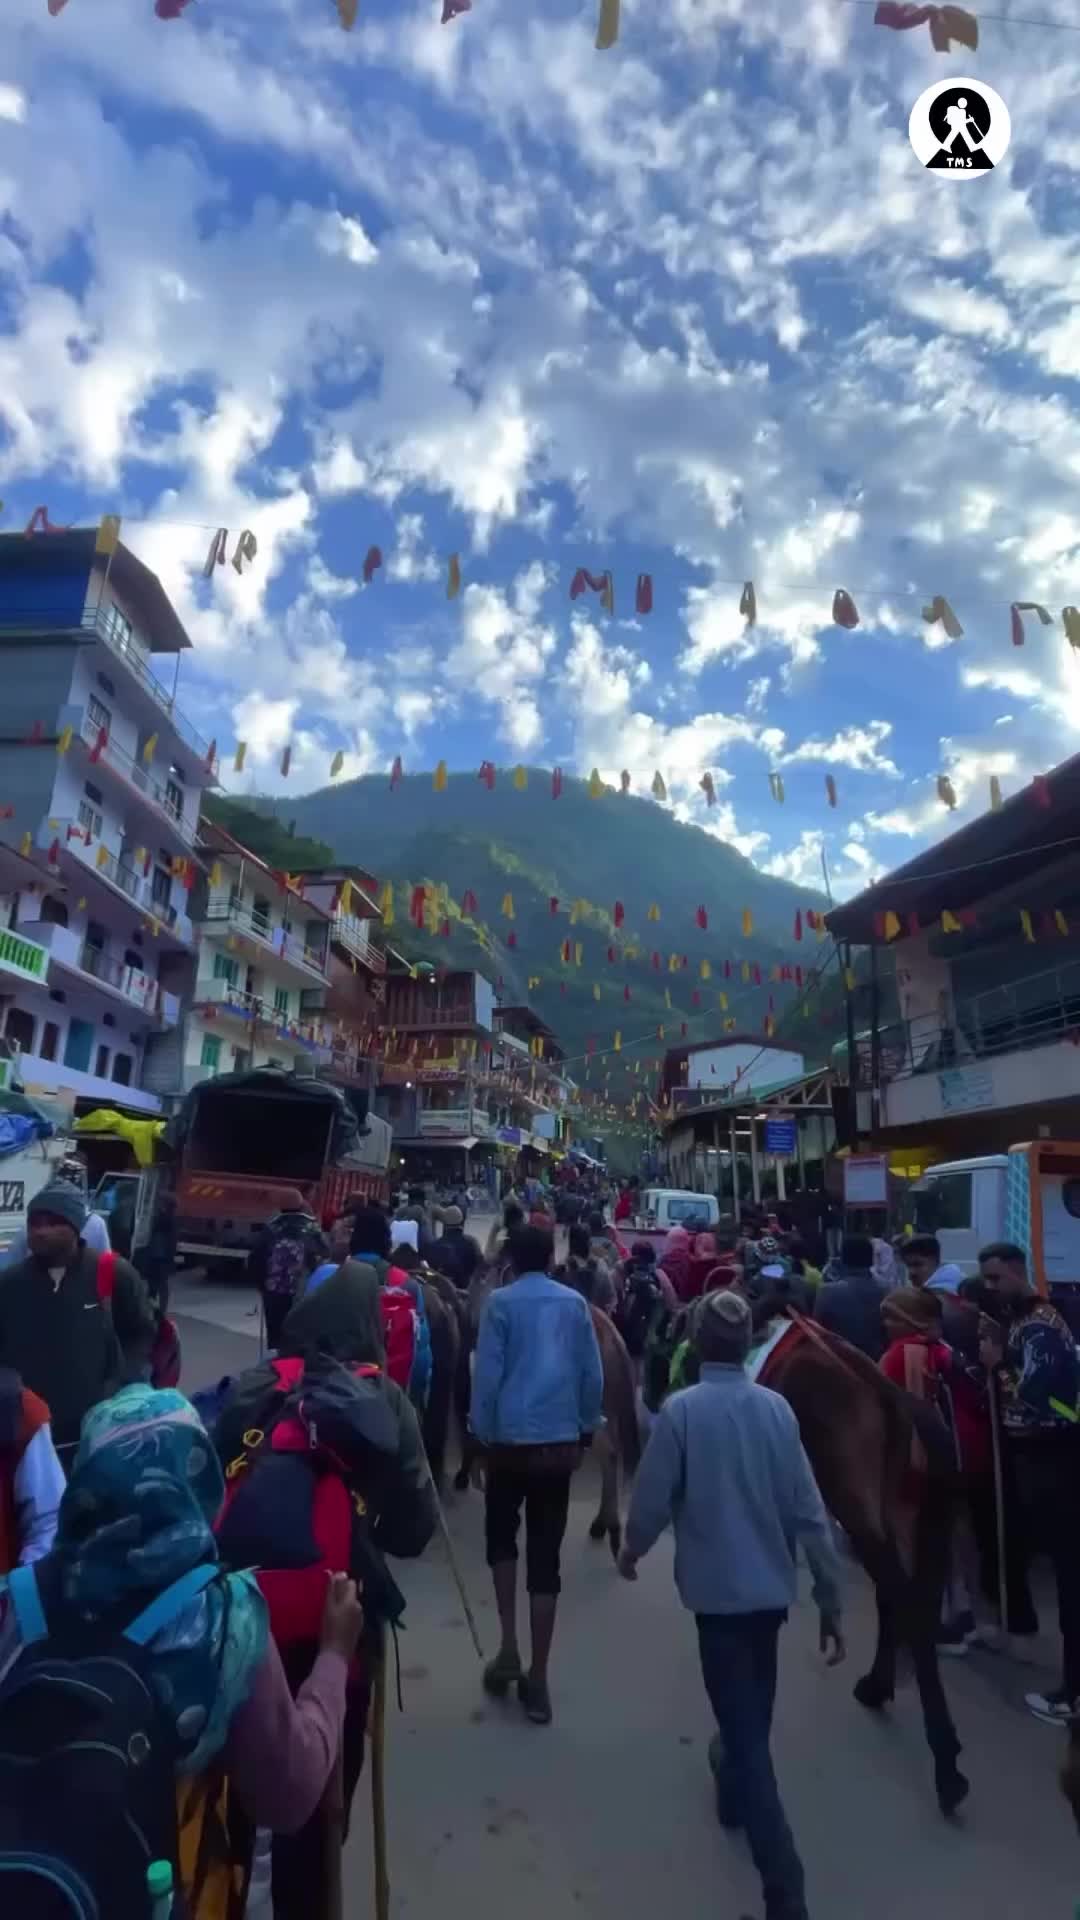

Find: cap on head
28;1183;87;1235
438;1205;464;1229
703;1288;751;1333
277;1189;308;1214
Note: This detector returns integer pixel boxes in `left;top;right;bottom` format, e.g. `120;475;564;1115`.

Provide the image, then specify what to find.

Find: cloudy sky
3;0;1080;899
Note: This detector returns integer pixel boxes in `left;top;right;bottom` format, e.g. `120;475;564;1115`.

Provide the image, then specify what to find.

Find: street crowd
0;1164;1076;1919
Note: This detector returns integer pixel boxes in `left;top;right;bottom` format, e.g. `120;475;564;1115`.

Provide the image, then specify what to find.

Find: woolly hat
28;1183;88;1235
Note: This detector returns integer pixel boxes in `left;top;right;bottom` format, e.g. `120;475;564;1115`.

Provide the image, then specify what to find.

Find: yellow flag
513;765;527;790
593;984;601;1000
647;903;660;922
57;725;73;756
502;892;515;919
379;882;395;927
139;732;158;766
613;1030;622;1053
844;967;856;991
741;960;750;982
574;942;583;966
95;513;121;556
1020;909;1034;944
433;761;448;792
330;750;345;778
664;988;672;1009
588;768;603;798
941;910;962;934
989;775;1003;812
234;742;247;773
700;959;711;980
596;0;620;49
741;908;753;938
883;910;901;942
209;862;223;890
719;992;728;1011
20;831;31;857
1056;910;1069;936
600;571;615;614
447;553;461;600
95;844;110;869
668;953;679;972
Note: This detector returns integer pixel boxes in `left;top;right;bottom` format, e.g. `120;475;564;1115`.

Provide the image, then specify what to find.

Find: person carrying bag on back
0;1384;364;1920
0;1184;156;1453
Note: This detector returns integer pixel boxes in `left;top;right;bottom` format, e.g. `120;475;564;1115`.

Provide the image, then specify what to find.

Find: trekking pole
430;1465;485;1661
987;1368;1011;1654
370;1657;391;1920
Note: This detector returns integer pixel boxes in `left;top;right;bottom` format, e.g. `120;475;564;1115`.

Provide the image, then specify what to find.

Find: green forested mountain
207;772;841;1110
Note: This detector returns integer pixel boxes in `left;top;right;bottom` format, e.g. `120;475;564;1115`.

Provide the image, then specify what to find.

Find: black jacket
430;1228;481;1292
814;1268;888;1361
0;1245;155;1447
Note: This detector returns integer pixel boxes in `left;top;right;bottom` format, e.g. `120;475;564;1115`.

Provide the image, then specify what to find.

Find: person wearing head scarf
0;1385;364;1906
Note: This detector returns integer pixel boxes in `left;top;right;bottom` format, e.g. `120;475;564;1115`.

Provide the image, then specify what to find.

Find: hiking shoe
936;1619;971;1658
482;1652;523;1699
1025;1687;1079;1726
517;1675;553;1725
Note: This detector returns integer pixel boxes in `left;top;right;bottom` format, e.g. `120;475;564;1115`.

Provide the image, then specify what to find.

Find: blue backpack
0;1560;218;1918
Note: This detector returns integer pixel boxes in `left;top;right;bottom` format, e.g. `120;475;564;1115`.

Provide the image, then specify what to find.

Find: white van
911;1141;1080;1293
638;1188;720;1233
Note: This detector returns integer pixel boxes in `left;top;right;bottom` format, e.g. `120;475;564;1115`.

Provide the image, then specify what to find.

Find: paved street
174;1273;1080;1920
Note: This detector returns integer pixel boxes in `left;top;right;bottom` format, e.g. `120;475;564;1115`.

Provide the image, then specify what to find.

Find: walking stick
324;1747;346;1920
423;1446;485;1661
370;1658;390;1920
987;1367;1011;1651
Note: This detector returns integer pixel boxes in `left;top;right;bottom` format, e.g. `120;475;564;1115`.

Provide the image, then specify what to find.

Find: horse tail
591;1306;641;1478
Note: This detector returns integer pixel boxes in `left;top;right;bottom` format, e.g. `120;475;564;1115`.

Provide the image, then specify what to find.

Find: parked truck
165;1068;391;1274
911;1139;1080;1330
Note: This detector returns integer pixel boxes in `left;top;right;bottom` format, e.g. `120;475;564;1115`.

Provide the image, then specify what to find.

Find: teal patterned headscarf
55;1385;267;1772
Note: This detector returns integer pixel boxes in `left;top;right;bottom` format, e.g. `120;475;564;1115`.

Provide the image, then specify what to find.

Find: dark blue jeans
696;1610;807;1920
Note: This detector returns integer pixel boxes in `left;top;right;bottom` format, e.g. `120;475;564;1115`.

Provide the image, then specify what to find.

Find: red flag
624;985;631;1002
410;885;426;929
47;838;60;866
204;738;217;773
692;990;700;1006
507;931;517;948
438;918;451;938
363;546;382;584
88;726;108;765
635;573;653;615
478;760;496;790
795;966;803;988
390;756;403;789
794;909;803;942
695;906;708;930
613;901;625;927
25;721;44;746
607;946;617;964
620;770;631;795
552;767;563;799
724;960;731;979
680;1023;687;1039
461;889;478;914
561;939;572;963
651;951;661;971
907;911;921;937
753;963;761;985
1033;774;1052;810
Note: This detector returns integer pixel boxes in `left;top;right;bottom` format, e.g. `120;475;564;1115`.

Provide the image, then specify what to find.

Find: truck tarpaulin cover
0;1092;54;1160
163;1069;363;1171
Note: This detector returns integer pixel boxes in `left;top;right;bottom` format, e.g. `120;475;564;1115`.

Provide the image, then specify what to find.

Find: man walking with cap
618;1289;844;1920
0;1184;155;1452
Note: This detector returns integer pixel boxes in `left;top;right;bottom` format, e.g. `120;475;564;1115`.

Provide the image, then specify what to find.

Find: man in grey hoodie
618;1289;844;1920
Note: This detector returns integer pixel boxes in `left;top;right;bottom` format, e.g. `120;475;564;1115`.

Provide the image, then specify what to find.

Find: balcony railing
331;914;387;973
202;895;327;977
866;959;1080;1083
417;1107;491;1138
0;602;215;767
194;978;268;1022
73;711;195;847
0;925;49;984
79;940;161;1014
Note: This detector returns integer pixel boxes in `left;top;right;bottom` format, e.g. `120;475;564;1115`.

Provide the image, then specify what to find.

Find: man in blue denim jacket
471;1223;603;1725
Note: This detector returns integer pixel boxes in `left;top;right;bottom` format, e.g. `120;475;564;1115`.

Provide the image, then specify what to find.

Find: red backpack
213;1356;406;1659
96;1251;180;1390
380;1277;418;1394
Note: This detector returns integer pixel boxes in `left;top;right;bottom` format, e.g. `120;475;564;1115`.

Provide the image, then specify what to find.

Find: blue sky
3;0;1080;898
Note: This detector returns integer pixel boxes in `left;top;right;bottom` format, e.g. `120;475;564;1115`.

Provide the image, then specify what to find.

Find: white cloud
785;721;899;776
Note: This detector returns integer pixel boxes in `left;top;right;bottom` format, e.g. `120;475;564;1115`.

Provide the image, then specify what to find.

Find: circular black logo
909;77;1011;177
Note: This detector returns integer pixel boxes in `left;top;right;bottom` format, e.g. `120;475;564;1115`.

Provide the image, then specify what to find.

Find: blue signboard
764;1118;796;1157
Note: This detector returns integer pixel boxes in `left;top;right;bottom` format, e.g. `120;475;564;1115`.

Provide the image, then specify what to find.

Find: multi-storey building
490;1005;576;1171
374;966;500;1188
0;529;214;1113
160;820;335;1096
296;866;388;1099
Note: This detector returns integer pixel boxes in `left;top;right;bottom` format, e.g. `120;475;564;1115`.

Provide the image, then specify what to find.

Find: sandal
482;1652;523;1698
517;1675;553;1725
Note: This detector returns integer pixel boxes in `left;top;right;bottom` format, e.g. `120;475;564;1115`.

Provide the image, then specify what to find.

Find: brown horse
597;1299;968;1817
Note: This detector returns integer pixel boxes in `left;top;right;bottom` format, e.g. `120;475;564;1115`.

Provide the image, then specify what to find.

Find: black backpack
616;1267;665;1359
0;1559;218;1918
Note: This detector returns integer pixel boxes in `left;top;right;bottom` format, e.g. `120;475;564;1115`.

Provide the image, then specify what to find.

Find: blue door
63;1018;94;1073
